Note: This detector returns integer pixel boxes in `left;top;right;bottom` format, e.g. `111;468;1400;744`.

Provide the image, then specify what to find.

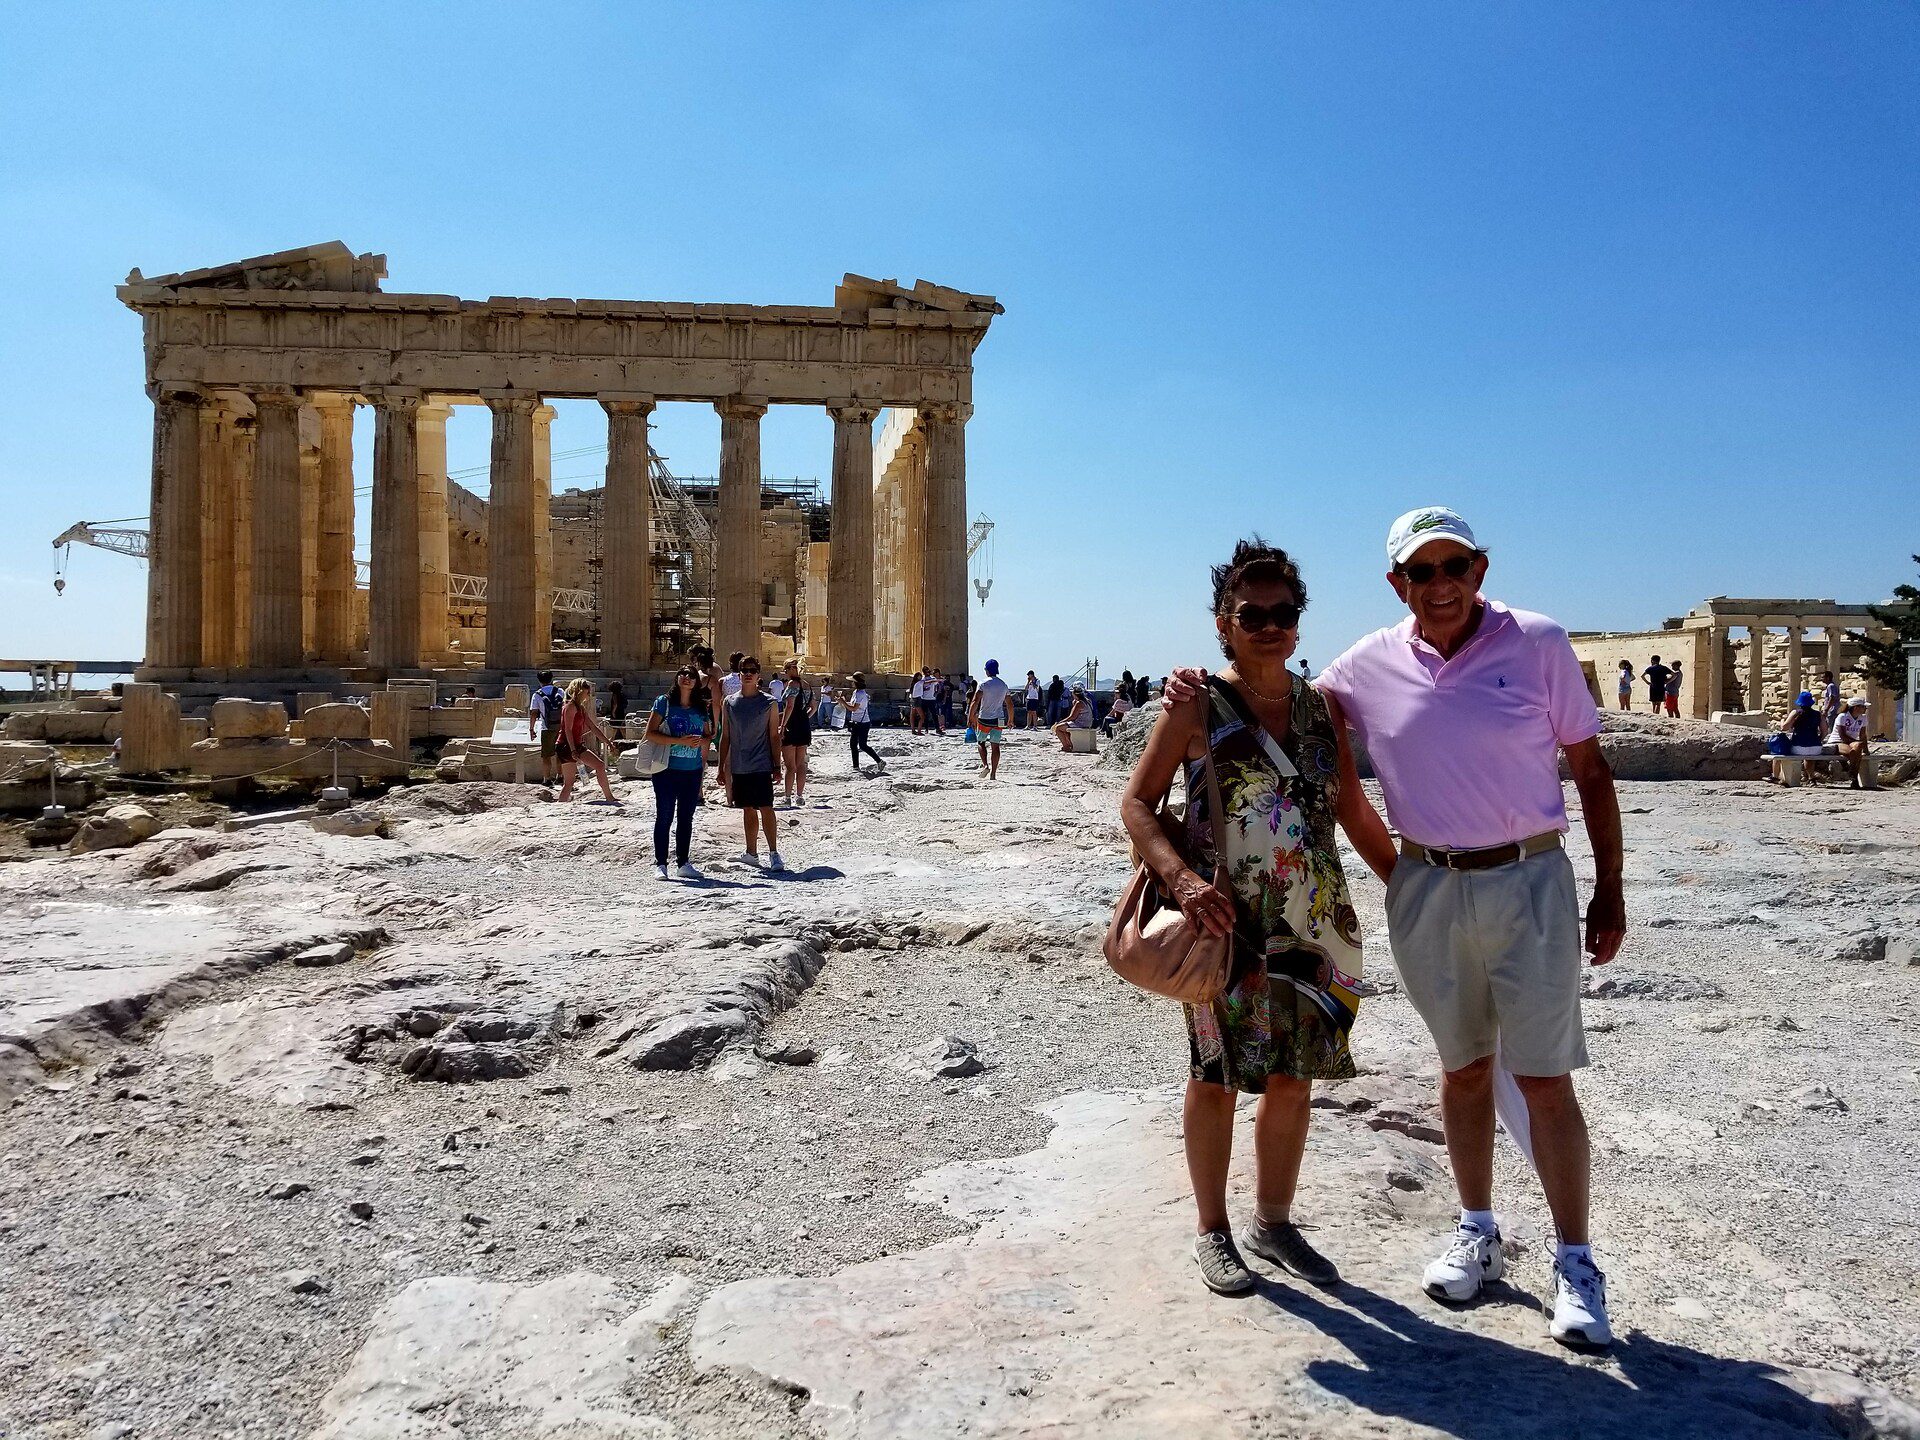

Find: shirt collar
1402;598;1513;661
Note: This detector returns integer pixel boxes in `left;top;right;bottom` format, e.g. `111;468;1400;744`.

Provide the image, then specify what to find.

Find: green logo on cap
1409;511;1450;534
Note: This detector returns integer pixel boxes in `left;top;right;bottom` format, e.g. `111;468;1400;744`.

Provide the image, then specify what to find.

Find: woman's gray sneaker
1245;1219;1340;1286
1192;1229;1255;1294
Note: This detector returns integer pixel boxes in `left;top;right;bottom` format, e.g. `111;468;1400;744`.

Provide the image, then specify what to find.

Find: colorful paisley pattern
1183;675;1365;1091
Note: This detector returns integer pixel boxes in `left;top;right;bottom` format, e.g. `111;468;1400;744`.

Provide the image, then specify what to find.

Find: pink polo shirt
1316;599;1602;850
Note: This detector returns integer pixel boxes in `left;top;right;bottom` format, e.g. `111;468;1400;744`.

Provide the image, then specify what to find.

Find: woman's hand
1171;868;1234;938
1160;667;1210;710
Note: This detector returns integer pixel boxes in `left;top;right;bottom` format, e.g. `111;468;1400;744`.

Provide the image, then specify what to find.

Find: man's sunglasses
1396;554;1477;585
1231;602;1301;633
741;665;761;674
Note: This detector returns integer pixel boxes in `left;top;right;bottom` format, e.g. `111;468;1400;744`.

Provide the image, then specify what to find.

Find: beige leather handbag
1104;721;1232;1004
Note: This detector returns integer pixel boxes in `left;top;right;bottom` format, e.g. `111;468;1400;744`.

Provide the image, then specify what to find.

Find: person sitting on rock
1052;684;1093;750
1828;697;1873;789
1102;682;1135;738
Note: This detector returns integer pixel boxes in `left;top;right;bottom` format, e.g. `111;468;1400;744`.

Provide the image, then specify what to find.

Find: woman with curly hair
1120;538;1397;1297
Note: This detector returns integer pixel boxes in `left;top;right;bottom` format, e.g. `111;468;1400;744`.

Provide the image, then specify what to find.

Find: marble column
417;401;453;664
919;403;971;678
1827;625;1845;684
144;384;206;671
198;401;237;667
1704;625;1725;717
1786;624;1804;701
312;396;357;664
369;390;423;672
1746;626;1767;713
249;389;303;669
826;404;878;672
715;398;767;660
532;404;556;666
298;407;322;658
599;397;655;671
229;413;256;664
486;396;539;672
899;430;926;667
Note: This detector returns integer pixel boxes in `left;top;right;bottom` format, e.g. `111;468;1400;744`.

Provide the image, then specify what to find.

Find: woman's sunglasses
1396;554;1476;585
1230;602;1301;633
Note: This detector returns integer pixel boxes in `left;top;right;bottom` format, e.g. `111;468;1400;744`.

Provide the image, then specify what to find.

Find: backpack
535;685;564;729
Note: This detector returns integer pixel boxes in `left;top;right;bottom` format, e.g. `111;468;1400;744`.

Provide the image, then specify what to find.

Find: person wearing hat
1827;696;1873;789
1768;690;1827;782
970;658;1012;779
1162;505;1625;1349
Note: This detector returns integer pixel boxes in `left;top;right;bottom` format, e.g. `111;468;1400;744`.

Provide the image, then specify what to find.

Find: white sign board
490;717;541;747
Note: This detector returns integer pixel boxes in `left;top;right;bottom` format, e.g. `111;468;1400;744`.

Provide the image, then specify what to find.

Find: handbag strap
1198;679;1231;892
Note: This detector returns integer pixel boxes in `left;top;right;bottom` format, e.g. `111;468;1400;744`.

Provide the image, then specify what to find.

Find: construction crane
967;514;995;605
52;519;150;594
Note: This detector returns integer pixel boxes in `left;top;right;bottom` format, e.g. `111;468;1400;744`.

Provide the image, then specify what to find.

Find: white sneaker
1550;1252;1614;1348
738;851;762;868
653;864;669;881
1423;1221;1505;1302
768;851;787;872
675;863;704;882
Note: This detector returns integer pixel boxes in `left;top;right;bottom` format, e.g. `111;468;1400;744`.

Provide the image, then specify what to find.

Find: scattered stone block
210;698;289;740
309;808;388;838
69;803;161;855
890;1036;985;1080
293;942;356;968
119;683;186;773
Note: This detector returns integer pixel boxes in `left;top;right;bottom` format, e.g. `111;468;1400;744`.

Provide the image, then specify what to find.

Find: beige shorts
1385;845;1588;1077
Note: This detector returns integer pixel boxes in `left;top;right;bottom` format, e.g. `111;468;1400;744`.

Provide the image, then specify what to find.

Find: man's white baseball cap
1387;507;1481;566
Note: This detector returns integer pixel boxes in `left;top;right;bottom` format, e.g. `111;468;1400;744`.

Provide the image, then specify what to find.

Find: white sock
1461;1208;1497;1236
1556;1241;1593;1268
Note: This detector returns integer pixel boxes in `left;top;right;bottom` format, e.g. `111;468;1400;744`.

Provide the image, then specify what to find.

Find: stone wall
1569;628;1714;718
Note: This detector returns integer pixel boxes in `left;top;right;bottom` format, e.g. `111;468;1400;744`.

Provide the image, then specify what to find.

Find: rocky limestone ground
2;723;1918;1439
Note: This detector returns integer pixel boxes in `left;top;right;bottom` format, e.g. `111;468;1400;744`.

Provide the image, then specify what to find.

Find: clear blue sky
2;1;1915;683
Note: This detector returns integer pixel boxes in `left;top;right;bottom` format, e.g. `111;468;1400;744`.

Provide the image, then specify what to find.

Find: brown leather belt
1399;832;1563;872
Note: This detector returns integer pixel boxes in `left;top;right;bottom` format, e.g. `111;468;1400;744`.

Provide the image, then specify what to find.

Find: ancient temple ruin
122;243;1000;689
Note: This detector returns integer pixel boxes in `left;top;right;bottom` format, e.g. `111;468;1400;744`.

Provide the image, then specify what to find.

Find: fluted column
417;401;453;664
531;404;556;666
715;398;767;660
920;402;971;678
826;404;878;672
199;401;237;667
298;406;322;658
899;430;926;667
369;390;425;671
1747;626;1767;712
229;413;256;663
249;388;303;669
486;396;539;671
144;384;206;671
312;396;357;664
600;397;655;670
1786;624;1804;701
1704;625;1724;716
1827;626;1845;685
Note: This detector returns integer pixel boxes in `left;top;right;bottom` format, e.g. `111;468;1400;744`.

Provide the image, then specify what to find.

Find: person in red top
556;677;620;804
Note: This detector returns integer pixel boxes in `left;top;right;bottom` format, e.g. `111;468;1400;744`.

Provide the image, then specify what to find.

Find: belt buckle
1443;849;1469;871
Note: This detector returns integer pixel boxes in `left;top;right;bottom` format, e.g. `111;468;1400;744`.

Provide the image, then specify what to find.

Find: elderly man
1165;506;1625;1349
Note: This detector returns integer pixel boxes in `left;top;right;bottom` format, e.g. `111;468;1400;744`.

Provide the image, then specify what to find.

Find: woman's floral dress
1184;675;1365;1091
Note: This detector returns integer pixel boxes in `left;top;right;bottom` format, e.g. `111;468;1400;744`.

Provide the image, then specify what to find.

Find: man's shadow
1258;1278;1859;1439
